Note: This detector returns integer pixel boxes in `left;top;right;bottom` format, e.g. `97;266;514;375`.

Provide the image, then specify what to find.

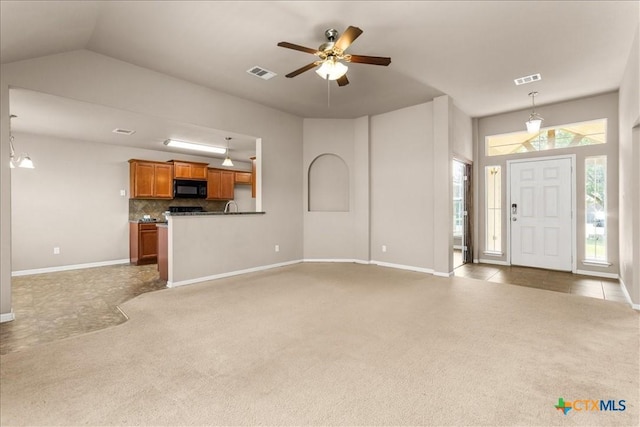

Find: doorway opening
453;159;473;268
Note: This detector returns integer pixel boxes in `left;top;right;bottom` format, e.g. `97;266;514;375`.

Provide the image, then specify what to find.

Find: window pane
485;166;501;253
486;119;607;157
585;156;606;261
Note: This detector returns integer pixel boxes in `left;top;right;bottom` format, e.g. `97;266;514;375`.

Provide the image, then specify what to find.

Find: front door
509;157;573;271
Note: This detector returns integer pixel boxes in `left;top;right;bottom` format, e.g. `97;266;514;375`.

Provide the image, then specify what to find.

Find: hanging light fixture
315;56;348;81
8;115;34;169
222;137;234;167
525;91;544;133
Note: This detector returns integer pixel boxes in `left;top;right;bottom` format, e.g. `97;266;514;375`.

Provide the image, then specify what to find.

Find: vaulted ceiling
2;1;638;120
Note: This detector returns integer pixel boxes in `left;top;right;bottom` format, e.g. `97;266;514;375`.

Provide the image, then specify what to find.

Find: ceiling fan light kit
278;26;391;87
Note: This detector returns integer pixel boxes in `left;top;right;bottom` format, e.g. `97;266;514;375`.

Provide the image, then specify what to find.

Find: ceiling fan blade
347;54;391;66
336;74;349;87
285;62;319;78
334;26;363;51
277;41;319;55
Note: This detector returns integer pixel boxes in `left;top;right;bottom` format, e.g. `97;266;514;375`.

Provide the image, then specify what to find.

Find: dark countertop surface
129;220;167;224
167;211;266;216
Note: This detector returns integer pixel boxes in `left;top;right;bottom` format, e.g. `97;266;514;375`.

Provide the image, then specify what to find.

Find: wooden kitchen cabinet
168;160;209;180
234;171;252;185
129;160;173;199
207;168;235;200
251;156;256;198
130;222;158;265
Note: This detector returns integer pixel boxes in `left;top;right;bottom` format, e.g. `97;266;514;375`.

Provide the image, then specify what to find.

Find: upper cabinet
168;160;208;180
207;168;235;200
234;171;252;185
129;160;173;199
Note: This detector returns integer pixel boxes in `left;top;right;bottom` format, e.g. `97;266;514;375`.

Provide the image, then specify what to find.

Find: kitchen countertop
167;211;266;216
129;220;167;224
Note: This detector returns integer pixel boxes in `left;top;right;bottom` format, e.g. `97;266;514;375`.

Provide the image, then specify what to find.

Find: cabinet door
132;162;154;198
207;169;222;199
221;171;235;200
139;226;158;261
173;162;191;179
234;171;252;184
191;164;208;180
251;157;256;198
154;164;174;198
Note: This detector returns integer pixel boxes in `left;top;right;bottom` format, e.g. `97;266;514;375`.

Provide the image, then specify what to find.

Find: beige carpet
1;263;638;426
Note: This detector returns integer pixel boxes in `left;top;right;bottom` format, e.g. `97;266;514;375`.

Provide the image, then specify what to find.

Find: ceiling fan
277;26;391;87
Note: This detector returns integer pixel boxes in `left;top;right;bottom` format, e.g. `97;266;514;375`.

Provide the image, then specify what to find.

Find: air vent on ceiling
112;128;136;135
247;66;277;80
514;73;542;86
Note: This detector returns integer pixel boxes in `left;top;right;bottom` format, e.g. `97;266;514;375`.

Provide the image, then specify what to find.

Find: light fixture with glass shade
222;137;234;167
525;91;544;133
8;115;34;169
315;56;348;81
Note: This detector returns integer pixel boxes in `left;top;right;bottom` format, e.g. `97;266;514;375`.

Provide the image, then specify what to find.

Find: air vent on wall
112;128;136;135
514;73;542;86
247;66;277;80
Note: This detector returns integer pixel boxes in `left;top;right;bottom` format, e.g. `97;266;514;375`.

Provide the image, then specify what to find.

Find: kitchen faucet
224;200;239;213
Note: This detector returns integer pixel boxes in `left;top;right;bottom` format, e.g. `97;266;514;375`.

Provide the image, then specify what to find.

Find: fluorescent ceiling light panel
164;139;227;154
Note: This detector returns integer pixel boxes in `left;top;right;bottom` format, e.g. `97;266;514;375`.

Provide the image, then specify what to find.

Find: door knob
512;217;518;221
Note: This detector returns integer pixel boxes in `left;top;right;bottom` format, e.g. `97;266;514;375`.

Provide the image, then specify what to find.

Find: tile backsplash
129;199;227;221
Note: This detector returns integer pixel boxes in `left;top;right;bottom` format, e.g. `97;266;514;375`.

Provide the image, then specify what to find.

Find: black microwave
173;179;207;199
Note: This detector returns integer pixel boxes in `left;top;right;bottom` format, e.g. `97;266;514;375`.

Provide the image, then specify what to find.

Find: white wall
618;26;640;306
0;49;304;318
476;92;620;276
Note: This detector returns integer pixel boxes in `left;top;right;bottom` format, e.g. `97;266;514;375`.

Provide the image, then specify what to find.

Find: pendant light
8;115;35;169
525;91;544;133
222;137;234;167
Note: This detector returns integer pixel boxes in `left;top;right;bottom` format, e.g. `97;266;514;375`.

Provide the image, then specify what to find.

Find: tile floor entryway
0;261;629;355
454;262;628;302
0;264;165;355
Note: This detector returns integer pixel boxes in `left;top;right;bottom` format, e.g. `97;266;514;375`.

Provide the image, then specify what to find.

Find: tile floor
454;262;628;302
0;261;629;355
0;264;165;355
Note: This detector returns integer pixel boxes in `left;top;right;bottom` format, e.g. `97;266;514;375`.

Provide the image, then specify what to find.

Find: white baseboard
619;277;640;311
0;310;15;323
303;258;371;265
167;260;303;288
574;269;619;279
434;271;454;277
12;259;131;277
478;258;510;266
370;260;434;275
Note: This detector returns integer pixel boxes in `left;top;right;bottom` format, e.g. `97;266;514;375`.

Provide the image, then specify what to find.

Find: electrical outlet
120;189;126;197
275;245;280;252
382;245;387;253
53;247;60;255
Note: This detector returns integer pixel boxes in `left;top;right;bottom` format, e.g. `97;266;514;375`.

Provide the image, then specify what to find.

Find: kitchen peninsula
158;210;267;287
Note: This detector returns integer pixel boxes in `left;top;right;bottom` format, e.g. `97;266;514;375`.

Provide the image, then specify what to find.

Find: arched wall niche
308;153;349;212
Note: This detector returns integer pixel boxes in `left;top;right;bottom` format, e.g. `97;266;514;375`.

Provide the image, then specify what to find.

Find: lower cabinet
129;222;158;265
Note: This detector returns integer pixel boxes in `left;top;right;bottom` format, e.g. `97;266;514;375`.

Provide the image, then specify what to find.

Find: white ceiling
1;1;638;154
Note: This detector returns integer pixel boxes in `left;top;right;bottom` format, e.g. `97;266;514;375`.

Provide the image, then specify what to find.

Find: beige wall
618;26;640;306
9;132;251;272
370;102;436;270
303;118;370;260
0;49;304;318
0;83;11;318
476;92;620;276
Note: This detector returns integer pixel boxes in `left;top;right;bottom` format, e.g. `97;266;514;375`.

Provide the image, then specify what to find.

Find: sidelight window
485;166;502;254
585;156;607;261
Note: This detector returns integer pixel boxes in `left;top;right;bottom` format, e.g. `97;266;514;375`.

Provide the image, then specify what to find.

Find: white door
510;157;572;271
